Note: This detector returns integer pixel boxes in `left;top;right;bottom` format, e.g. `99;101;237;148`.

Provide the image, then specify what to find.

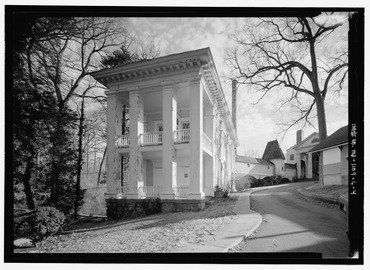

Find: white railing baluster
173;129;190;144
173;186;189;198
116;135;130;147
140;132;163;146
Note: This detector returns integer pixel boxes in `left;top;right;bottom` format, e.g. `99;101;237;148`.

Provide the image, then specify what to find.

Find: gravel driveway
25;197;237;253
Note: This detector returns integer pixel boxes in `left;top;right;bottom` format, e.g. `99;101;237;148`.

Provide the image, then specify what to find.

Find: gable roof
235;155;273;166
309;125;348;153
262;140;285;161
293;132;319;149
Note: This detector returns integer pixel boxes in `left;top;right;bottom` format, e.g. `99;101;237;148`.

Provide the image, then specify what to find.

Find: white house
308;126;348;186
235;139;296;181
234;155;274;179
91;48;239;217
286;130;320;179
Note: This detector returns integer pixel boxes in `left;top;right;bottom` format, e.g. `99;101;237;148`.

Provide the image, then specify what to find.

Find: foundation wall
105;198;205;220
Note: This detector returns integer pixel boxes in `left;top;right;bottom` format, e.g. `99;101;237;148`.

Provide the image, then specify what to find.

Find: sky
126;16;349;157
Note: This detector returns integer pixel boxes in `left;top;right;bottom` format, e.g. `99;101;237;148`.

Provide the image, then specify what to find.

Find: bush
277;177;291;185
262;177;274;186
214;185;229;198
15;207;66;242
235;175;257;190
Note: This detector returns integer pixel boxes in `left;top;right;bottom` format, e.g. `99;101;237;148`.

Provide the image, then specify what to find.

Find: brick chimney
296;130;304;145
232;79;238;133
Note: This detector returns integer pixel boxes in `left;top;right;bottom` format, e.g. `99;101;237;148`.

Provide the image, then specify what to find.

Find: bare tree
226;14;349;142
26;17;128;205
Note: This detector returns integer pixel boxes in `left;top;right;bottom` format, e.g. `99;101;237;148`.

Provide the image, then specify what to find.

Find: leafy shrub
214;185;229;198
262;177;274;186
234;181;251;191
235;175;257;190
16;207;66;242
277;177;291;185
14;211;35;239
33;207;65;239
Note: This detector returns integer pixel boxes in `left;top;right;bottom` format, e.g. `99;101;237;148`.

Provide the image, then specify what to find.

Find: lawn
15;197;237;253
306;182;348;199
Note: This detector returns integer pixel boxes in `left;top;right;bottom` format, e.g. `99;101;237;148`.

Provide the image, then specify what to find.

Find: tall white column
188;76;205;200
105;93;122;199
161;81;177;199
127;88;144;199
204;106;215;196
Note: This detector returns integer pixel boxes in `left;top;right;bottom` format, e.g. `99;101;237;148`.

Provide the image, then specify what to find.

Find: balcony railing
141;186;161;198
173;186;189;198
116;129;195;147
174;129;190;143
116;135;130;148
140;131;163;146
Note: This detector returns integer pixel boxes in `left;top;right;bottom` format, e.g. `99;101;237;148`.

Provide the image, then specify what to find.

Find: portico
91;48;238;218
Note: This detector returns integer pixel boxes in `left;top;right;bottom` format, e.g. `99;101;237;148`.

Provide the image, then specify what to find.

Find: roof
235;155;273;166
285;163;297;169
309;125;348;153
91;48;239;146
293;132;319;149
262;140;285;161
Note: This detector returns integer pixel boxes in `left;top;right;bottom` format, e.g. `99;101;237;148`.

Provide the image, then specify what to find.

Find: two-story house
91;48;239;217
286;130;320;179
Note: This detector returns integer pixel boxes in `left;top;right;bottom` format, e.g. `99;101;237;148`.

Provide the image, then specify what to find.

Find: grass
306;182;348;199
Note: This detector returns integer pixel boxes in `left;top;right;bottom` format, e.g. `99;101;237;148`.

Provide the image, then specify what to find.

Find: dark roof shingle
262;140;285;161
309;125;348;153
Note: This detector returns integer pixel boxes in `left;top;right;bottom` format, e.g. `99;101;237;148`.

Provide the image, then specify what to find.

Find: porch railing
173;186;189;199
174;129;190;143
116;135;130;148
140;132;163;146
140;186;161;198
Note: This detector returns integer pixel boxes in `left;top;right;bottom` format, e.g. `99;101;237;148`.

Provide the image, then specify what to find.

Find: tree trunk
97;146;107;186
50;160;59;204
50;111;63;204
22;158;35;210
74;98;85;219
315;96;327;186
315;95;328;142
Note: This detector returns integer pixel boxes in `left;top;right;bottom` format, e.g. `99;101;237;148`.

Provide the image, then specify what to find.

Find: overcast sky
126;17;348;157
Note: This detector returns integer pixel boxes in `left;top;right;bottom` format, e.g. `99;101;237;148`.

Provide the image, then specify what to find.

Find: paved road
235;182;349;258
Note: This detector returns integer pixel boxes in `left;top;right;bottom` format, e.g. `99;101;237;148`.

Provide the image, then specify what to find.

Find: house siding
321;145;348;186
341;144;349;185
285;167;296;180
234;162;273;178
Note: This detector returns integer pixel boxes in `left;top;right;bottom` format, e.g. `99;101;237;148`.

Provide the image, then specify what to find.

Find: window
182;121;190;129
184;167;189;179
290;154;294;161
312;138;319;143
